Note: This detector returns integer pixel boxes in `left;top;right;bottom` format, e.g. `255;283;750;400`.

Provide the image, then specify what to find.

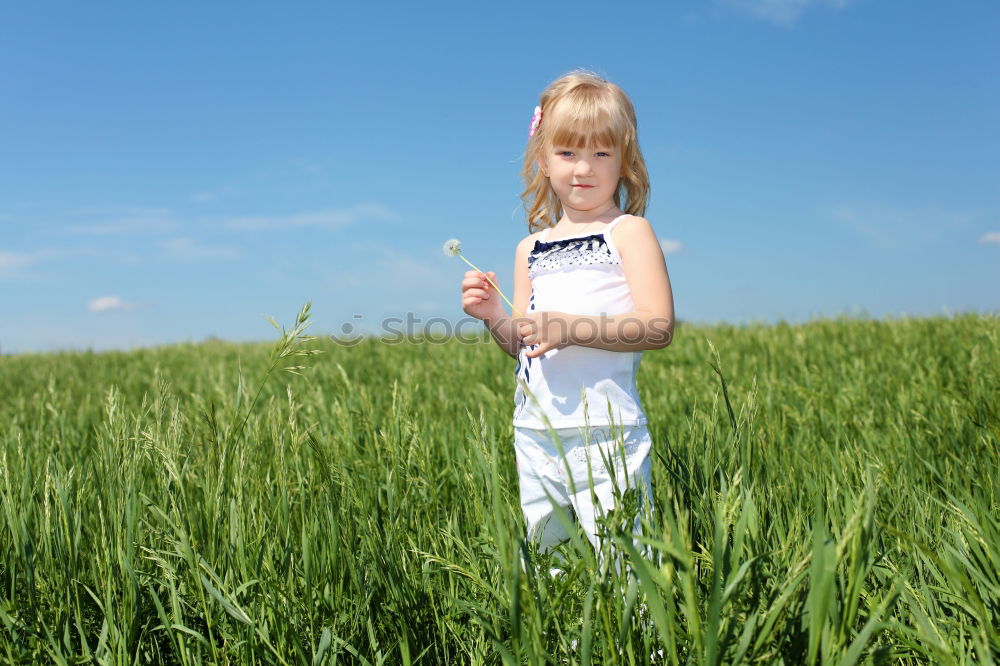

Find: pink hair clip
528;105;542;137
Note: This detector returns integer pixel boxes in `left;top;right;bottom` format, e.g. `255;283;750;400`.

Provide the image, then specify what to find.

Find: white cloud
979;232;1000;246
71;205;170;217
191;186;237;203
716;0;855;27
69;219;179;235
826;202;982;249
288;158;325;175
226;203;394;231
0;250;39;273
660;239;683;255
160;237;241;262
0;248;71;278
64;207;179;235
87;295;137;313
368;243;454;289
315;241;456;314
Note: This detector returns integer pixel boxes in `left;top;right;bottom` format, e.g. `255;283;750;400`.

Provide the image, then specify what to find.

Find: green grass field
1;309;998;664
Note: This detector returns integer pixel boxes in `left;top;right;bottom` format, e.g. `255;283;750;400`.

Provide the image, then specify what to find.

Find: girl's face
540;143;623;215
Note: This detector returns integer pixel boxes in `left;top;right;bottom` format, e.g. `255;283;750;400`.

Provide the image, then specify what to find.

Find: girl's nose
574;159;593;175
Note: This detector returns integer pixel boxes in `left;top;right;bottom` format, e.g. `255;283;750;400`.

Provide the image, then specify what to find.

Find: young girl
461;70;674;554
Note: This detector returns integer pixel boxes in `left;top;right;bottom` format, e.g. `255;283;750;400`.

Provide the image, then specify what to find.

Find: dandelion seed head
443;238;462;257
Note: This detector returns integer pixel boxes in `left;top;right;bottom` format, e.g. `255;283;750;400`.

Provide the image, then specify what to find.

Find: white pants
513;424;653;552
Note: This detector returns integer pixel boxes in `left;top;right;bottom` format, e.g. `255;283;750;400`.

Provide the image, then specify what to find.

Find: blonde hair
520;70;650;232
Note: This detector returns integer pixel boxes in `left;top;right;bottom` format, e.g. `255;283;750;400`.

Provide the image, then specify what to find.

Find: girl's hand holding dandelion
445;238;582;359
444;239;523;320
461;268;504;322
445;238;525;357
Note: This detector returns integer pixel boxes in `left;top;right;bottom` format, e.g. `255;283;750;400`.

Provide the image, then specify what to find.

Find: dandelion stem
457;253;523;317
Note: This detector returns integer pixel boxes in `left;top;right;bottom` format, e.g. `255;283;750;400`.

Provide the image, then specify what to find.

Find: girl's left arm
520;216;674;357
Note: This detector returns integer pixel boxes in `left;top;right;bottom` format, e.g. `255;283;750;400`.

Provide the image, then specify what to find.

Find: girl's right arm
461;234;534;359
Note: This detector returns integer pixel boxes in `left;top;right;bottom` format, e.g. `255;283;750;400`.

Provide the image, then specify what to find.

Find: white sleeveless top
513;215;647;429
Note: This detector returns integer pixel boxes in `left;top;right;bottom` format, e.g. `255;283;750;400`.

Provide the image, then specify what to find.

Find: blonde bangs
520;70;649;232
545;93;625;150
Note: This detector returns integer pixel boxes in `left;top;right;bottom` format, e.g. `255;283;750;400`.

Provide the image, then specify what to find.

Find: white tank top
513;215;647;429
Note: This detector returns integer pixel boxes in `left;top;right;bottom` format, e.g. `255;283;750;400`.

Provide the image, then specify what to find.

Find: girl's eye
596;152;610;157
559;151;574;157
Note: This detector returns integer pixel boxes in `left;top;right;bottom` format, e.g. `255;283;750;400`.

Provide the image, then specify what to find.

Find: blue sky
1;0;998;353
